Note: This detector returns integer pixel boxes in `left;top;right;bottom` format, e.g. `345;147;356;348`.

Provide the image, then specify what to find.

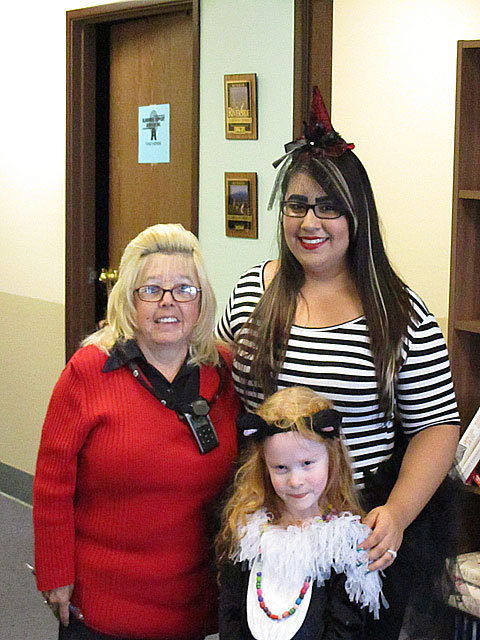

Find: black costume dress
219;509;384;640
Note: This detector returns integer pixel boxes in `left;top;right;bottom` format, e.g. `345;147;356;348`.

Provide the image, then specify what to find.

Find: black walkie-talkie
181;398;219;454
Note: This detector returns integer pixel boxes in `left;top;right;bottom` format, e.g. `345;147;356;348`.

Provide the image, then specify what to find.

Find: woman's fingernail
357;547;363;552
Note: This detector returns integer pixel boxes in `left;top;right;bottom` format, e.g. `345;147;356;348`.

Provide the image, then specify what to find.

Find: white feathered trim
230;508;385;619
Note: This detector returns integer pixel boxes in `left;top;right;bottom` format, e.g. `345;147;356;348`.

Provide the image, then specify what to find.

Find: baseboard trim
0;462;33;505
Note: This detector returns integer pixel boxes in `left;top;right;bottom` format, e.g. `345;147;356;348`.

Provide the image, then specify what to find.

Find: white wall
332;0;480;328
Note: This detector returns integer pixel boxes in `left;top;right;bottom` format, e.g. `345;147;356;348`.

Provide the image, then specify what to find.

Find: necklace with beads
255;505;334;621
256;552;311;620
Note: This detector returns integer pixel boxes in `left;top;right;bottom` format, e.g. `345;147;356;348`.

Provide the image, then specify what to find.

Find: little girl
216;386;384;640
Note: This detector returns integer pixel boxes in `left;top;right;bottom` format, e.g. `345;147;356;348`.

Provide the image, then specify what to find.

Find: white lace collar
231;508;383;620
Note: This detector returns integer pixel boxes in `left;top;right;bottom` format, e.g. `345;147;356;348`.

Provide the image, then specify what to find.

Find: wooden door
66;1;199;359
66;0;329;360
109;12;195;268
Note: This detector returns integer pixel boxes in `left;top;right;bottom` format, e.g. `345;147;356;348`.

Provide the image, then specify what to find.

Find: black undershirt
103;339;200;410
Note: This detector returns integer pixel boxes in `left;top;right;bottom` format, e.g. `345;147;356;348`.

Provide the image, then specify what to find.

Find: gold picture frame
224;73;257;140
225;172;258;238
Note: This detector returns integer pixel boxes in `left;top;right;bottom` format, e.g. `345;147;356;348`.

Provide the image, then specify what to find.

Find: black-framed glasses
280;200;345;220
135;284;201;303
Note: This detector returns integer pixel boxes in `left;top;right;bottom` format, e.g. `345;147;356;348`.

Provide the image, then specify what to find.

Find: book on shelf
473;467;480;488
453;552;480;587
449;591;480;618
455;407;480;484
457;443;480;485
449;552;480;617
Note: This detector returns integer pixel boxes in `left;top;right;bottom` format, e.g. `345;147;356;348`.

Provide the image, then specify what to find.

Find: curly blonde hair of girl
216;386;363;564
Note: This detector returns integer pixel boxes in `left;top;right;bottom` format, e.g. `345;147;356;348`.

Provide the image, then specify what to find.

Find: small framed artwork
225;172;258;238
224;73;257;139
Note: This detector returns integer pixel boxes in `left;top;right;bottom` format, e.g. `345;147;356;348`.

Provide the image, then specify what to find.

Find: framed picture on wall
225;172;257;238
224;73;257;139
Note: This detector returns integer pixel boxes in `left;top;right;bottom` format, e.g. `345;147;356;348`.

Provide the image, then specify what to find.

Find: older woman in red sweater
33;223;239;640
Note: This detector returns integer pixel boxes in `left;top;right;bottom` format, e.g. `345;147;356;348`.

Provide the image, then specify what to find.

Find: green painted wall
198;0;294;315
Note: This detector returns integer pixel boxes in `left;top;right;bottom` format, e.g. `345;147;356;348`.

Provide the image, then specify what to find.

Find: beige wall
0;294;64;472
0;0;121;476
1;0;480;475
332;0;480;334
0;0;294;476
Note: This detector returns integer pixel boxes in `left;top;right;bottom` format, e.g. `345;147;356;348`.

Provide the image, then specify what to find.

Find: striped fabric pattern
455;613;480;640
217;262;460;485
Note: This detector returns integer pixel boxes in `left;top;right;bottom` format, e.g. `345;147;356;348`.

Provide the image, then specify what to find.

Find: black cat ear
311;409;342;438
236;413;270;440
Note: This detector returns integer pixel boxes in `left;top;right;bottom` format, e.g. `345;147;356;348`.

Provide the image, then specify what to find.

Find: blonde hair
216;386;363;563
82;223;219;366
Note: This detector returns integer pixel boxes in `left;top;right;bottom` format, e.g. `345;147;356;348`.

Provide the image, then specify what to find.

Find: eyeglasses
135;284;201;303
280;200;345;220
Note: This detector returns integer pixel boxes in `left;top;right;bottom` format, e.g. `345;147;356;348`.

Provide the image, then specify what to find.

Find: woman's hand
361;424;459;572
361;505;405;571
42;584;74;626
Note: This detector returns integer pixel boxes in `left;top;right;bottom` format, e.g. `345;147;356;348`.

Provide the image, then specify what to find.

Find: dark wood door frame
293;0;333;137
66;0;200;359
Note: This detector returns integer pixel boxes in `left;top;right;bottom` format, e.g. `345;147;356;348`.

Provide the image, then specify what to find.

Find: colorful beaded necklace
256;553;311;620
255;506;334;621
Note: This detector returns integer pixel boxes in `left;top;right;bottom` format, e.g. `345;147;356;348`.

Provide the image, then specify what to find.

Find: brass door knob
98;268;119;283
98;268;119;294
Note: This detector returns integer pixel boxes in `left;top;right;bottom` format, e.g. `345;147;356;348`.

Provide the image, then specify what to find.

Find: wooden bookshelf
448;41;480;429
459;189;480;200
455;320;480;334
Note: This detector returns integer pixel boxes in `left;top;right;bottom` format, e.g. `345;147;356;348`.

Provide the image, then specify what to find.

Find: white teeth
156;317;178;323
301;238;327;244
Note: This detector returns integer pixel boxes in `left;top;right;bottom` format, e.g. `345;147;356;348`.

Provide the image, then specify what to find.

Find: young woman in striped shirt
217;88;460;639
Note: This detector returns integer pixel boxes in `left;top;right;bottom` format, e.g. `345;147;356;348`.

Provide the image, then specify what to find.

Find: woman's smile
298;236;329;250
154;315;179;324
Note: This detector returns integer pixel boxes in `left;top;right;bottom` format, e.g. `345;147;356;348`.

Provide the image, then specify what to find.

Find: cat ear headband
272;86;354;169
237;408;342;442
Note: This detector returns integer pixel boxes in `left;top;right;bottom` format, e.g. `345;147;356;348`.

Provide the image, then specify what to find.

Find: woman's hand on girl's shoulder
360;505;405;571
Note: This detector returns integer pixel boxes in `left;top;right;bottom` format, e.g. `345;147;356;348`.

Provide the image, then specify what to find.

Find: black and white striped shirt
217;262;460;485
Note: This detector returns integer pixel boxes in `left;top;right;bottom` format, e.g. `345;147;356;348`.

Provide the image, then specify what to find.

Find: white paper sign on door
138;104;170;163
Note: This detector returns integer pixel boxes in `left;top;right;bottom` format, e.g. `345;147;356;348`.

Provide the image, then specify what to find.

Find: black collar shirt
103;339;200;411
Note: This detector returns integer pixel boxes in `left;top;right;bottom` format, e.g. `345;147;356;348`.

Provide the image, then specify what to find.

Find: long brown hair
216;386;362;564
235;151;415;416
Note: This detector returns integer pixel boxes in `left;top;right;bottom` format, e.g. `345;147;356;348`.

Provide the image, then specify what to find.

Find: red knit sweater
33;345;239;639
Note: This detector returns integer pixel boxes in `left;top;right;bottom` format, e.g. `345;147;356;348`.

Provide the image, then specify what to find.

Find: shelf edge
455;320;480;334
459;190;480;200
461;40;480;49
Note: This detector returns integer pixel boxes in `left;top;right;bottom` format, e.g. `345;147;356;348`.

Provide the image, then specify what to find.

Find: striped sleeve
396;291;460;434
216;263;265;343
216;293;235;343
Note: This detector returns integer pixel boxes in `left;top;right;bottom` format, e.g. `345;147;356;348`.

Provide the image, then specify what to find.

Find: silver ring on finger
387;548;397;560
